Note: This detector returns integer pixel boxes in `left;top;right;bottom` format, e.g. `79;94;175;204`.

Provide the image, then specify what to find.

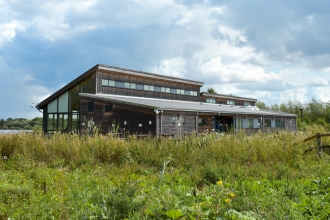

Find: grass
1;125;330;219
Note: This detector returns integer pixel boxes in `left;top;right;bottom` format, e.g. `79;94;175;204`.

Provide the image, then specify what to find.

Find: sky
0;0;330;119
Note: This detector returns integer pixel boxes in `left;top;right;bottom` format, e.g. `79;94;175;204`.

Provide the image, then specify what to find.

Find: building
37;64;297;135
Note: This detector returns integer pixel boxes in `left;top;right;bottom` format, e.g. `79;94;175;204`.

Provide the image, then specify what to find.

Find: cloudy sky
1;0;329;119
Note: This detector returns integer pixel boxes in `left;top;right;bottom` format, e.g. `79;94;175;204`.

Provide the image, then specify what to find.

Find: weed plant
0;125;330;219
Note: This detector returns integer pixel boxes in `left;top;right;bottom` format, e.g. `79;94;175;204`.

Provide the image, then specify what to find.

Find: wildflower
230;193;235;197
216;180;223;186
225;198;231;203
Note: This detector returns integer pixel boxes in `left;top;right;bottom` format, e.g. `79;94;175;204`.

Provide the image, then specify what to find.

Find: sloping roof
38;64;204;109
80;93;297;117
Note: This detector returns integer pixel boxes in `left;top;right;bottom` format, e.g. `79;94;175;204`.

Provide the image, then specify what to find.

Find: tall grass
1;125;330;218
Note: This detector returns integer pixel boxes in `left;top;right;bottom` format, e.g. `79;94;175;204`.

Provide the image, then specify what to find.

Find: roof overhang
80;93;297;117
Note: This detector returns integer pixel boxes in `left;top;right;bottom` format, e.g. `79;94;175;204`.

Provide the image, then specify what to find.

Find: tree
207;87;217;94
255;101;267;110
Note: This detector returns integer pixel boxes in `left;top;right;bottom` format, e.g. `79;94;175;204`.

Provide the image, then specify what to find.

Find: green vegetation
0;117;42;132
1;125;330;219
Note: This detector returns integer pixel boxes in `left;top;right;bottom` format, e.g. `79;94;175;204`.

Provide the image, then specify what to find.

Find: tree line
0;117;42;131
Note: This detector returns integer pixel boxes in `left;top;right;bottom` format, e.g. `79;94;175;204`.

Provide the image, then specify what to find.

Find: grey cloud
243;80;286;92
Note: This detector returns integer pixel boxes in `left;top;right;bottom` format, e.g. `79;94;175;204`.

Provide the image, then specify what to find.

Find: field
1;125;330;219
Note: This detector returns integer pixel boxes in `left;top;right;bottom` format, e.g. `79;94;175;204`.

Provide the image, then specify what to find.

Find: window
227;100;235;105
190;91;194;96
265;119;271;128
165;88;170;93
176;89;181;94
124;82;130;88
149;85;154;91
275;119;284;128
144;85;149;90
170;88;177;94
88;102;94;112
182;117;186;124
109;80;115;87
172;117;176;124
236;118;243;128
136;84;144;90
102;79;108;86
206;98;216;103
180;90;185;95
161;87;166;92
115;81;124;88
244;102;250;106
130;83;136;89
184;90;190;95
155;86;161;92
193;91;197;96
248;119;254;128
105;105;113;112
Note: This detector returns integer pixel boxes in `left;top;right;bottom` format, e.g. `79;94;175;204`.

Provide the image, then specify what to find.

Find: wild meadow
1;125;330;219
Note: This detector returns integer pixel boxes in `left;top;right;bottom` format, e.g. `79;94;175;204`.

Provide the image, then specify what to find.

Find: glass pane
144;85;149;90
161;87;166;92
115;81;124;88
124;82;130;88
165;88;170;93
71;114;79;130
184;90;190;95
47;114;54;130
149;86;154;91
170;88;176;94
102;79;108;86
81;76;93;93
70;85;79;111
58;92;68;112
136;84;144;90
130;83;136;89
48;99;57;113
109;80;115;87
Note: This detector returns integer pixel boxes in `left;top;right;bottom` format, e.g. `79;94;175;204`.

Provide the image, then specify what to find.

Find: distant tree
0;119;4;128
207;87;217;94
255;101;267;110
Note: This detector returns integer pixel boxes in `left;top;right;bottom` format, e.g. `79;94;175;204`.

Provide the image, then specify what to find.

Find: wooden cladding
80;99;156;135
96;71;201;102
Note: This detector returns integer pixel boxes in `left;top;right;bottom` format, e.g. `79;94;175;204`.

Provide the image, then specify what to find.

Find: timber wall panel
80;99;155;135
96;71;201;101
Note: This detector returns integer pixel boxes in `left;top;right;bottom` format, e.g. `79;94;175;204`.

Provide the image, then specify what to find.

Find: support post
317;133;322;158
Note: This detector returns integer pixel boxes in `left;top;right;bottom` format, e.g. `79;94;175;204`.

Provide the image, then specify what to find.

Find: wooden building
37;64;297;135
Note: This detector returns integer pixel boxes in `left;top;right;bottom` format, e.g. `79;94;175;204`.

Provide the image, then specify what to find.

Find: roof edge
98;64;204;86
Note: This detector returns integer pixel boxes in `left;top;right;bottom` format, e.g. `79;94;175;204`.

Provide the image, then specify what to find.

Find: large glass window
275;119;284;128
58;92;68;112
70;85;79;112
48;99;57;113
248;119;254;128
81;77;93;93
265;119;271;128
236;118;243;128
244;102;250;106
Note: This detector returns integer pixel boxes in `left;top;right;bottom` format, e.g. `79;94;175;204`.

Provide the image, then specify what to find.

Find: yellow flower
216;180;223;186
230;193;235;197
225;198;231;203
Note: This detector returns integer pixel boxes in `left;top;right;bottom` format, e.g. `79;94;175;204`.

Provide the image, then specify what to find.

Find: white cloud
151;57;187;78
306;77;329;87
0;20;23;47
200;57;281;83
